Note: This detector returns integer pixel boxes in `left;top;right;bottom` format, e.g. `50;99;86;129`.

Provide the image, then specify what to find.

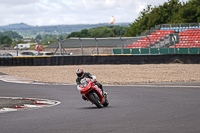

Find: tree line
125;0;200;37
0;31;23;47
66;26;127;38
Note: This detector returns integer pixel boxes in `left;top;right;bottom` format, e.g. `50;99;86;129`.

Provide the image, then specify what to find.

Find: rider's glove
92;75;96;82
77;85;81;91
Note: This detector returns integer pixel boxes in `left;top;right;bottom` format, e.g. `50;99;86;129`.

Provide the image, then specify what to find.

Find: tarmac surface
1;72;200;110
1;72;200;133
0;72;37;109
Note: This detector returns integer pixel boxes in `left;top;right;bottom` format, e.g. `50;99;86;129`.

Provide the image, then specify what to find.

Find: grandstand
127;30;174;48
125;23;200;49
171;28;200;48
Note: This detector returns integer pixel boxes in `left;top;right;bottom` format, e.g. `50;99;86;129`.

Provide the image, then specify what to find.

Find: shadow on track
77;105;115;110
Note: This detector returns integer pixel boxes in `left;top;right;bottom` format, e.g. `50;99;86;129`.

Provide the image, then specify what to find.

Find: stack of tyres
12;58;17;66
0;58;5;66
29;58;34;66
24;58;29;66
4;58;9;66
20;58;25;66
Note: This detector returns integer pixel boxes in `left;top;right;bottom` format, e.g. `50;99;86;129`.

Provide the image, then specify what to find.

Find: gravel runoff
0;64;200;85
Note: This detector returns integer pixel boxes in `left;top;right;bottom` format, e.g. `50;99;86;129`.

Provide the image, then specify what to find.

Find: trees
0;31;23;40
67;32;81;38
66;26;127;38
0;35;13;47
0;31;22;47
125;0;200;37
80;29;90;37
180;0;200;23
3;31;23;40
35;34;42;40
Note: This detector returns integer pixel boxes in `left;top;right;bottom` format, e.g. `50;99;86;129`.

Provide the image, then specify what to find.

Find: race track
0;81;200;133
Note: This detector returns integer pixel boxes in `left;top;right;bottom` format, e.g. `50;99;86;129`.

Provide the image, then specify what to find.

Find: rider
76;68;107;99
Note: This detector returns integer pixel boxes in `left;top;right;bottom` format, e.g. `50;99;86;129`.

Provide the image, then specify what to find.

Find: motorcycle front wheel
103;98;109;107
88;92;103;108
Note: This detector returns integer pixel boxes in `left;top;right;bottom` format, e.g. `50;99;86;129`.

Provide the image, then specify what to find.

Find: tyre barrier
0;54;200;66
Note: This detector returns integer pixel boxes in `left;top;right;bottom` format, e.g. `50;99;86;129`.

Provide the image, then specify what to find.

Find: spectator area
126;26;200;49
170;29;200;48
126;30;174;48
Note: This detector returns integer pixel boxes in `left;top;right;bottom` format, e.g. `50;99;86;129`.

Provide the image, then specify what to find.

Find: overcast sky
0;0;189;26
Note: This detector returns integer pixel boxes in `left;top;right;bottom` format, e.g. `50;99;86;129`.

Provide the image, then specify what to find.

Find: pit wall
0;54;200;66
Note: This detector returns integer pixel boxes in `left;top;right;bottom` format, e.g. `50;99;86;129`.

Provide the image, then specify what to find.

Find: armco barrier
0;54;200;66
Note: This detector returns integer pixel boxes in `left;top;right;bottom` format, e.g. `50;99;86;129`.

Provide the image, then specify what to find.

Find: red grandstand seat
165;34;169;38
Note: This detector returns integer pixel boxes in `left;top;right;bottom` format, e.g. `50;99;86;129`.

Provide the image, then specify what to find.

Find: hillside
0;23;33;29
0;22;130;38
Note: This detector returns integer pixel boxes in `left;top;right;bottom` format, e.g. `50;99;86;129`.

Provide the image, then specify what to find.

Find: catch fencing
45;37;143;55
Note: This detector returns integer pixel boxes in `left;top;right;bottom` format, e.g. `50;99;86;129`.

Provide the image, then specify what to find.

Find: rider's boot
100;87;107;97
102;90;107;96
96;83;107;97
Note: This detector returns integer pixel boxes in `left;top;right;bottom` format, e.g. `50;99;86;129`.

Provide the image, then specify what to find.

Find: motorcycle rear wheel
88;92;103;108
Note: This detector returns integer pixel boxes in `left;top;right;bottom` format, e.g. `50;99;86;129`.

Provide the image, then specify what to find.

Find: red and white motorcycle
78;78;109;108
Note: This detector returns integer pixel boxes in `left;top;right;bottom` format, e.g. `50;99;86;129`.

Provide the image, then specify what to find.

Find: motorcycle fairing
80;78;105;104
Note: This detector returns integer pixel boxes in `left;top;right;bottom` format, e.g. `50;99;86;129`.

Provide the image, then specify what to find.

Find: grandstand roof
46;37;143;48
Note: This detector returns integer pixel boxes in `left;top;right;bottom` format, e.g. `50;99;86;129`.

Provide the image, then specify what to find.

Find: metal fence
141;22;200;36
156;23;200;30
46;37;143;55
47;35;179;55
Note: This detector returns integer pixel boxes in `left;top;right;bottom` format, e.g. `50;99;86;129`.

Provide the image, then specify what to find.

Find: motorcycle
79;78;109;108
